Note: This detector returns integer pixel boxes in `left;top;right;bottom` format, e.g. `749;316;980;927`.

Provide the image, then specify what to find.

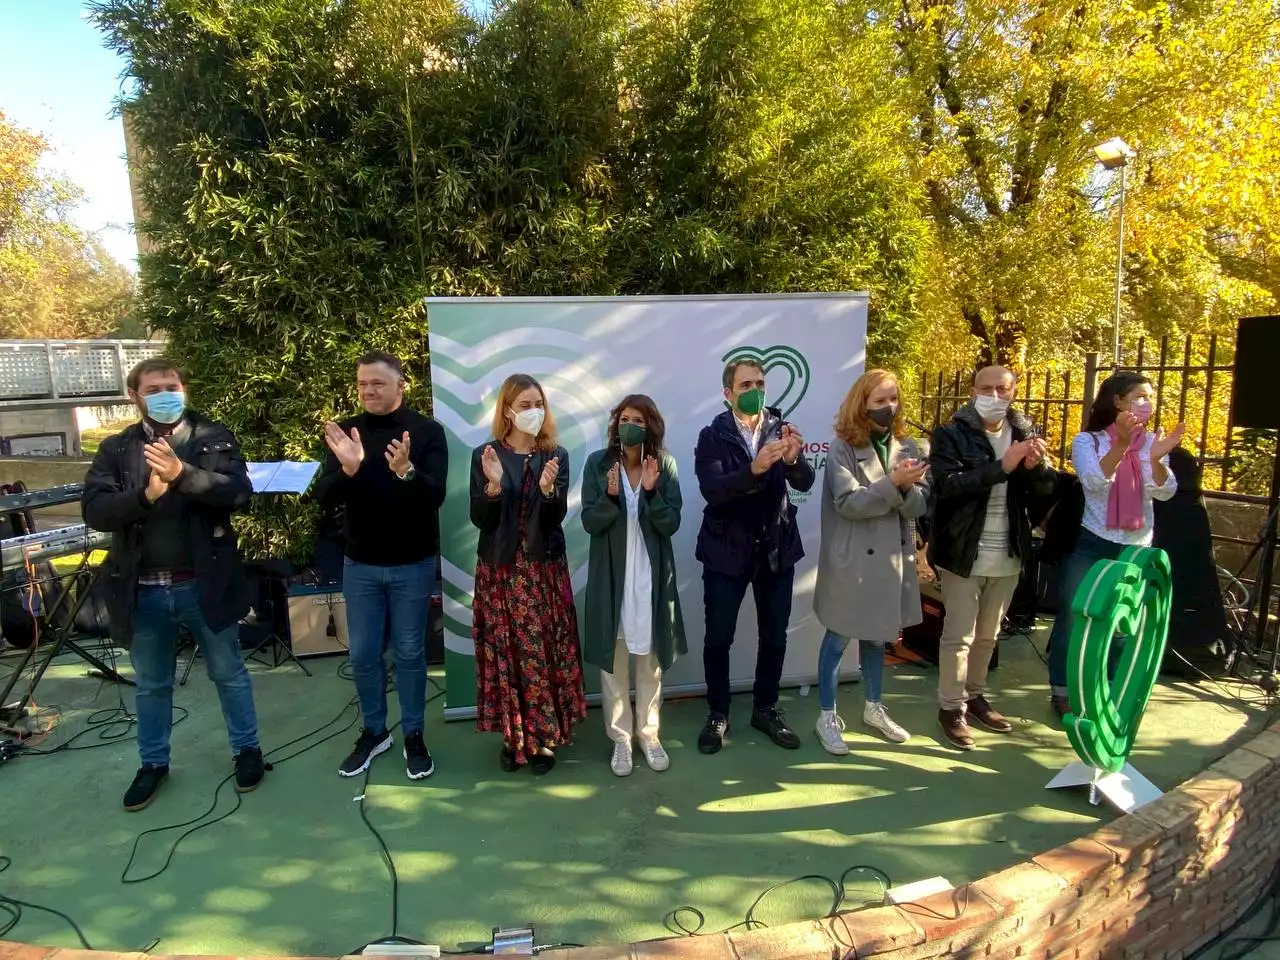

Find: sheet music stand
179;462;321;684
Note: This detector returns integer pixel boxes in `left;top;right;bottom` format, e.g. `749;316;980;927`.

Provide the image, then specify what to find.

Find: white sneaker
610;740;633;777
639;738;670;772
815;709;850;755
864;701;910;743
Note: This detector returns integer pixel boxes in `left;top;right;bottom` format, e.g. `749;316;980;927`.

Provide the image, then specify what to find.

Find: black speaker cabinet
1232;316;1280;430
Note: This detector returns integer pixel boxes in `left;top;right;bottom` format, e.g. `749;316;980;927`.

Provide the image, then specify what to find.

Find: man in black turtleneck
314;351;448;781
83;357;263;812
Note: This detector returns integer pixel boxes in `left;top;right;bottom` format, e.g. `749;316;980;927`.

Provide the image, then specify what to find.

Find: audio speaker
1232;316;1280;429
287;585;349;658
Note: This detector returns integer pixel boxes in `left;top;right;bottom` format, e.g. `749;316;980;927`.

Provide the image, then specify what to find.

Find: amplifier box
286;585;348;658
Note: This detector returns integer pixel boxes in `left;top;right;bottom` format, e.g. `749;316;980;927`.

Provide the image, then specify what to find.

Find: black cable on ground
0;856;93;949
658;863;892;940
121;695;361;884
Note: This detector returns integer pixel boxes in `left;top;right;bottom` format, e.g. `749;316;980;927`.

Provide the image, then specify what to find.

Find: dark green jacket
580;449;687;673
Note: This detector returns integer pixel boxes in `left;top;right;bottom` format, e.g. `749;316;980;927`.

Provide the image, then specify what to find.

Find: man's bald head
972;365;1016;400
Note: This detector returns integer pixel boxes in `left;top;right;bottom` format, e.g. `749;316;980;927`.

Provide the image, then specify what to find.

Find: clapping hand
780;424;804;464
606;462;621;497
641;456;660;492
751;439;786;476
481;445;503;493
889;457;928;489
540;455;561;496
144;468;169;503
1150;422;1186;460
385;431;412;478
324;421;365;477
1113;410;1140;444
1022;437;1047;468
1001;438;1034;473
143;438;184;484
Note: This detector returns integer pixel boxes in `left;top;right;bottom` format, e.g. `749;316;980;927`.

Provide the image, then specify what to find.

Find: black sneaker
403;731;435;780
751;706;801;750
123;764;169;811
697;714;730;754
339;728;393;777
234;747;266;793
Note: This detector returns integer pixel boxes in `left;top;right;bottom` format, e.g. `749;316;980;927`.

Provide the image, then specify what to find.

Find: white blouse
618;472;654;656
1071;430;1177;546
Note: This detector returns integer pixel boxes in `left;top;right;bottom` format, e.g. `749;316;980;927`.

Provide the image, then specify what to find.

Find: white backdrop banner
426;294;868;715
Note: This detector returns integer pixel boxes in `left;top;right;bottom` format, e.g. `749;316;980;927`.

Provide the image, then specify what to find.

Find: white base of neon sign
1045;761;1163;814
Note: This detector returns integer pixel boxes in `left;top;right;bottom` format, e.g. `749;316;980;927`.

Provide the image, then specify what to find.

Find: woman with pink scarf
1045;372;1184;718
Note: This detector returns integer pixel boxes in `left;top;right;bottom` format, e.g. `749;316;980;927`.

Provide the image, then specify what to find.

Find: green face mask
617;423;648;448
735;388;766;417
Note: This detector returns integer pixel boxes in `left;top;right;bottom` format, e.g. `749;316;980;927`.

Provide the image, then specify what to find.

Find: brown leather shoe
1051;695;1071;720
938;709;975;751
967;695;1013;733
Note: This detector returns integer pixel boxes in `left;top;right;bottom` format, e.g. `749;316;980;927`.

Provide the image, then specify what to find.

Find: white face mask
974;394;1011;423
511;407;545;437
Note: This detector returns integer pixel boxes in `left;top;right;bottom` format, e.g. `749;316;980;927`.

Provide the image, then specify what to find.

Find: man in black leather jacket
83;358;263;811
928;366;1056;750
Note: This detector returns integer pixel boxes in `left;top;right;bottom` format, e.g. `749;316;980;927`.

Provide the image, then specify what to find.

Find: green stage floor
0;627;1271;957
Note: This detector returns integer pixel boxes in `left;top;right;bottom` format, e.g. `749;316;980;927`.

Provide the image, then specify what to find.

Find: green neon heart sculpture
1063;545;1172;774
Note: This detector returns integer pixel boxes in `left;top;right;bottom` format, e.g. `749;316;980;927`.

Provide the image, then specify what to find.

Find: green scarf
871;431;890;469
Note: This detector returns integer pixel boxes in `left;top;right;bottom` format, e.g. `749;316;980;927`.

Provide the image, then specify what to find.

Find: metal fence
918;334;1257;501
0;339;165;408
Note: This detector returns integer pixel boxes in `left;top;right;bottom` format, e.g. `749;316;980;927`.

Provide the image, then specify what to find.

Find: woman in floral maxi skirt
470;373;587;774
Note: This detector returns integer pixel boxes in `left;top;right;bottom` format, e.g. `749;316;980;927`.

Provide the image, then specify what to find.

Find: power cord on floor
121;694;361;884
0;855;94;949
657;864;892;940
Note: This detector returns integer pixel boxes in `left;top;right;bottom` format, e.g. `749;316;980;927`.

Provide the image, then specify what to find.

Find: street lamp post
1095;137;1135;367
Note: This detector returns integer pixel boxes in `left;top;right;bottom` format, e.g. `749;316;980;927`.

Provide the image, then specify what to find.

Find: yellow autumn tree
892;0;1280;368
0;110;137;339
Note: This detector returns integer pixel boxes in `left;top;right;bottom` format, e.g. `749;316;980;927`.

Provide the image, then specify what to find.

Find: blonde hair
491;373;559;453
834;369;907;447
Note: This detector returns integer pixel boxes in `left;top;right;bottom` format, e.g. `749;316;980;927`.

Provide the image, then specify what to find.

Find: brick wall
3;722;1278;960
571;718;1280;960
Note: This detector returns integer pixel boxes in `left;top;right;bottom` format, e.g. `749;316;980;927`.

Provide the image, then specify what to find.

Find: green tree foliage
90;0;928;558
0;111;137;339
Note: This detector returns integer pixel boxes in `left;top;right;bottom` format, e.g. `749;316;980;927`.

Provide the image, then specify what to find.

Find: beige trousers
599;636;663;744
937;569;1020;711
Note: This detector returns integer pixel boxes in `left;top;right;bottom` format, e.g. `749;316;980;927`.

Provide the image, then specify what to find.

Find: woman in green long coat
580;394;687;778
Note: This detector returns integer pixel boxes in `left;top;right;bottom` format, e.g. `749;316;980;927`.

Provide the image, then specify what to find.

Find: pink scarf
1105;424;1146;531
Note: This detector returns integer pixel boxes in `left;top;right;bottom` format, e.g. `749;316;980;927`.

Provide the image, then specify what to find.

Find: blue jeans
131;582;259;766
343;557;433;736
818;631;884;709
1047;528;1125;695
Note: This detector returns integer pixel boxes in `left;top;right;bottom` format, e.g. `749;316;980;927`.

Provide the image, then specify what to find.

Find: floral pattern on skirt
473;551;587;763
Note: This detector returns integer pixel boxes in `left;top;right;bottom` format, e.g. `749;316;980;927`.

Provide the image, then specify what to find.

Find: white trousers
599;636;663;744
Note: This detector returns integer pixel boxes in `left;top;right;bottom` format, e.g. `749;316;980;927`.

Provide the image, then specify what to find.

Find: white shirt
734;414;763;456
1072;430;1177;546
970;420;1021;578
618;471;654;656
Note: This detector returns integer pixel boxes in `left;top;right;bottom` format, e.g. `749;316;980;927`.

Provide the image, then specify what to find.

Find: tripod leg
63;639;135;687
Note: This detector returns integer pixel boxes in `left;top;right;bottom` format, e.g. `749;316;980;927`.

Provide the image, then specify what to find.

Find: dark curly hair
606;394;666;462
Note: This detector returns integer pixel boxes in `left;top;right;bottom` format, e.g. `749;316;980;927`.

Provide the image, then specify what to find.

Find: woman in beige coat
812;370;929;754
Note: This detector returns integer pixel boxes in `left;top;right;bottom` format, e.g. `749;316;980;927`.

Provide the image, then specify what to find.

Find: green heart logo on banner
721;345;812;418
1064;545;1172;774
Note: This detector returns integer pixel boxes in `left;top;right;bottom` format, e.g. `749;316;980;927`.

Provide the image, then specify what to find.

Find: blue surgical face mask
143;390;186;425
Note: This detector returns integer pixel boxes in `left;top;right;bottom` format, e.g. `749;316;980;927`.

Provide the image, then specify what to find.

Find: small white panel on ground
886;875;954;904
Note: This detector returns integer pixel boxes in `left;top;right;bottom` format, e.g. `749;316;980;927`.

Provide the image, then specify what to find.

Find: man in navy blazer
693;358;816;754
